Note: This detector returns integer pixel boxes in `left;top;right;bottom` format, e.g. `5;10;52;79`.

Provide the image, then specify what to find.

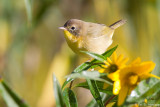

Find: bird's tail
109;19;127;30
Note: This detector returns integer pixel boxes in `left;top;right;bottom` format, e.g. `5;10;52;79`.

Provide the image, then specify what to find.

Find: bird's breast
63;30;86;54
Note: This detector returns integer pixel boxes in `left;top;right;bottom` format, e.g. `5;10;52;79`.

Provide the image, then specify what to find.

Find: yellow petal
131;57;141;65
120;57;129;66
133;61;155;74
99;69;105;73
108;71;119;81
147;74;160;79
104;61;110;66
118;85;129;106
116;54;124;64
112;52;117;63
128;74;138;85
101;65;108;68
113;80;121;95
139;74;149;80
107;57;112;64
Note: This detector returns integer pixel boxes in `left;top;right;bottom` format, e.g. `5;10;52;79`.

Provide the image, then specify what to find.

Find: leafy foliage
87;79;104;107
1;45;160;107
0;80;29;107
53;74;65;107
66;71;112;85
62;45;118;89
127;78;160;104
63;88;78;107
75;81;113;95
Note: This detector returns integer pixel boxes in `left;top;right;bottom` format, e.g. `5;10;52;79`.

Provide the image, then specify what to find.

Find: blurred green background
0;0;160;107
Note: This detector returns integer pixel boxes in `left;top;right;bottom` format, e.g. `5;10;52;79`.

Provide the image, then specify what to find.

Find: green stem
104;95;116;106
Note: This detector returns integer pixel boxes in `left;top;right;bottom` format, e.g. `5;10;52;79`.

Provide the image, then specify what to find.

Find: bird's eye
71;26;75;30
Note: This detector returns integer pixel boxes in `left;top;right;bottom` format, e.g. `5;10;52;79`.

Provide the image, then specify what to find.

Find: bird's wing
85;23;114;38
82;27;114;54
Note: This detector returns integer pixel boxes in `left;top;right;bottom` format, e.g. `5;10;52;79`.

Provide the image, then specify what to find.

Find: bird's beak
59;27;66;30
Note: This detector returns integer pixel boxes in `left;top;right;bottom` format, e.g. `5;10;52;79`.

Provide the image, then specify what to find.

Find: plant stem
69;80;74;89
104;95;116;106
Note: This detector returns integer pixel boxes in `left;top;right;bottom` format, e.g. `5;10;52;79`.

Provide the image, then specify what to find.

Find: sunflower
99;52;129;73
99;52;128;89
108;57;160;106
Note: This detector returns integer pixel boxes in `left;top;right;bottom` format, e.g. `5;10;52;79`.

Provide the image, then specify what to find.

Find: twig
69;80;74;89
105;95;116;106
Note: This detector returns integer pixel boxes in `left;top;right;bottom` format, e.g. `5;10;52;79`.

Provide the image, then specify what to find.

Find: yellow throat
63;30;84;54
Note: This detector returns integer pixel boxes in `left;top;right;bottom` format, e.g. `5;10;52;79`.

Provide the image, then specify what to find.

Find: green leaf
81;51;106;62
87;79;104;107
66;71;113;85
150;87;160;104
87;93;117;107
75;81;113;95
126;78;160;104
63;88;78;107
86;93;108;107
74;45;118;73
62;62;92;89
53;74;65;107
0;80;29;107
102;45;118;58
62;45;117;89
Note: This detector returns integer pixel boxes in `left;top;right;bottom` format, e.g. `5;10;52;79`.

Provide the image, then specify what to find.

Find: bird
59;19;126;57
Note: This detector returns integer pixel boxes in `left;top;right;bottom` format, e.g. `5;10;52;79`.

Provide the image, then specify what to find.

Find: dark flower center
109;64;118;73
126;72;139;86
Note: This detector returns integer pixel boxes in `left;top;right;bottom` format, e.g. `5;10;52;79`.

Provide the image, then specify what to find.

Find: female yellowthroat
59;19;126;56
